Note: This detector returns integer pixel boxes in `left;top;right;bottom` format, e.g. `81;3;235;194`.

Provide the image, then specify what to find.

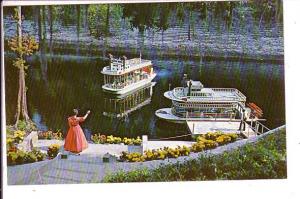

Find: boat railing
173;87;186;97
177;111;235;120
172;100;236;109
103;60;152;75
172;87;246;102
246;120;271;135
125;58;142;65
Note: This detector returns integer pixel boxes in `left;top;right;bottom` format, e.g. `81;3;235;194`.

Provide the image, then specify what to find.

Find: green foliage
47;144;60;159
8;35;39;58
104;129;286;182
87;4;108;37
15;120;37;132
122;3;159;33
120;132;238;162
38;130;63;140
7;148;46;166
91;134;142;145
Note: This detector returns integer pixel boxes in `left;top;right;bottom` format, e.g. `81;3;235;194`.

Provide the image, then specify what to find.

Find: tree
122;4;158;34
8;7;39;126
156;3;173;43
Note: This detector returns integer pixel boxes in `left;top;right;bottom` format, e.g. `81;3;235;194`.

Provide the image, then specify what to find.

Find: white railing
172;87;246;102
102;60;152;75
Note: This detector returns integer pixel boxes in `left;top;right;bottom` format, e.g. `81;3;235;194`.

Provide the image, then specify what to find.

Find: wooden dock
186;120;257;138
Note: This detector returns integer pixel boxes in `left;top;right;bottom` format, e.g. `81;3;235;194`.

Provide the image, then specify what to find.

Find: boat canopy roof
164;79;246;103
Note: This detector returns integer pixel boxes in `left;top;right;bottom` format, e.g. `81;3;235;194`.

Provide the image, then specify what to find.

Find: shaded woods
4;1;283;61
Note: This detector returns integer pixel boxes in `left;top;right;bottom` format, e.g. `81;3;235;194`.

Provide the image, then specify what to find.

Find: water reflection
4;53;285;139
103;83;155;119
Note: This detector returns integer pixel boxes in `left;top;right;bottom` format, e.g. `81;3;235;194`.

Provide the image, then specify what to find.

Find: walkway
8;125;286;185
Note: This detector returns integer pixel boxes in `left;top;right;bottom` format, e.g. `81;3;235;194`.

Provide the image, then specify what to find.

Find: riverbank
4;15;284;62
7;125;285;184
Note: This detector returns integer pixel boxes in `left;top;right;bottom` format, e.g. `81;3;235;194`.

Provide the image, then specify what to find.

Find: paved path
7;125;284;185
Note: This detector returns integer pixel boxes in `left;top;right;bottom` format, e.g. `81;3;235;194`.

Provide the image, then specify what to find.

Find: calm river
5;52;285;139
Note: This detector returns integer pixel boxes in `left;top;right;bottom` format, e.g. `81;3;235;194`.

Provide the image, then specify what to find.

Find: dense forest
3;1;284;61
4;1;283;35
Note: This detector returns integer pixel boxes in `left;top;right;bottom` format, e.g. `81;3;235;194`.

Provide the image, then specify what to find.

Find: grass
103;128;286;182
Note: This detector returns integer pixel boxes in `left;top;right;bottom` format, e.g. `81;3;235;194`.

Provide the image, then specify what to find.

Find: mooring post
142;135;148;152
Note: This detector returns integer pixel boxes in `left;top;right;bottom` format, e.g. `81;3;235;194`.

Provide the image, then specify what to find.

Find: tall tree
106;4;110;36
8;7;39;126
157;3;173;43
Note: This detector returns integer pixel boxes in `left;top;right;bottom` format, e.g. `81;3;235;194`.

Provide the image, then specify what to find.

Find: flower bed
119;132;240;162
7;148;46;166
38;130;63;140
91;134;142;146
6;130;26;146
6;126;62;166
47;144;60;159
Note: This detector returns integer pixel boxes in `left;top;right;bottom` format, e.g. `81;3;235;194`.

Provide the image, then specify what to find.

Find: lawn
103;128;286;182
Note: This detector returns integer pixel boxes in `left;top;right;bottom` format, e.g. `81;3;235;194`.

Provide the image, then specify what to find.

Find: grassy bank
103;128;286;182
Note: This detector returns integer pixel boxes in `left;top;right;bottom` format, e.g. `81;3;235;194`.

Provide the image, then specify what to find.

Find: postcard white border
1;1;300;199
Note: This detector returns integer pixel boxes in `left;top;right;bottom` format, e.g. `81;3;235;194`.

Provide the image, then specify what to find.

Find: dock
186;120;257;138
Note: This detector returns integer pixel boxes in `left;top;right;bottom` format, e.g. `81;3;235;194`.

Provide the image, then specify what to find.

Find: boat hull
102;73;156;95
155;108;242;124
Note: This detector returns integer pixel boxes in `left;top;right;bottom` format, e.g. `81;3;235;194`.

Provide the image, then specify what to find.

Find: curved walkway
7;125;284;185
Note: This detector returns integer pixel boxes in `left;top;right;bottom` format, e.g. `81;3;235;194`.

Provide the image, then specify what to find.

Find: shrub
123;137;133;145
120;152;145;162
92;134;142;145
47;144;60;159
178;145;191;156
215;135;232;145
91;134;101;144
16;120;37;132
191;142;206;152
7;148;46;166
144;150;155;161
38;130;63;140
99;135;107;144
133;136;142;145
7;151;19;166
32;148;46;161
13;130;26;143
25;152;38;163
104;128;287;182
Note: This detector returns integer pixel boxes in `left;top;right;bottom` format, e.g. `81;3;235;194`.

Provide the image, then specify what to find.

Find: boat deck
164;87;246;102
186;120;256;138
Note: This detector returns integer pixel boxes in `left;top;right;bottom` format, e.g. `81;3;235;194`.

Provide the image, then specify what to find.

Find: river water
4;52;285;139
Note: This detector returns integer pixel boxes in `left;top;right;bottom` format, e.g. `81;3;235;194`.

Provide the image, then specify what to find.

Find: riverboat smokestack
108;53;113;69
188;80;192;96
122;55;127;67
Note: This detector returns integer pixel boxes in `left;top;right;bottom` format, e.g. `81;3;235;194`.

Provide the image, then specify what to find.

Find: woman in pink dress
64;109;90;153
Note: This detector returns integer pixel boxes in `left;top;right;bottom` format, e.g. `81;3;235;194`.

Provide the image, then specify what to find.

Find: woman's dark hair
73;109;79;115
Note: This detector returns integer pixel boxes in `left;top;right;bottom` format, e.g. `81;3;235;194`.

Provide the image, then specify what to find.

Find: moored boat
101;54;156;94
156;79;253;123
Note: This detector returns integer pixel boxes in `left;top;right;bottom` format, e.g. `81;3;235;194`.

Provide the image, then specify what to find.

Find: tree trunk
84;5;89;30
48;5;53;58
20;67;30;121
76;5;81;55
106;4;110;36
42;6;46;40
15;6;31;125
187;10;191;41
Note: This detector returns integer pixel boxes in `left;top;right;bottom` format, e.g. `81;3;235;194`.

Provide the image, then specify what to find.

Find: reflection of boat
156;79;250;123
101;54;156;94
103;82;156;118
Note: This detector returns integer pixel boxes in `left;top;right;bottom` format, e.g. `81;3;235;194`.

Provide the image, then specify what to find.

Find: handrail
172;87;246;102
